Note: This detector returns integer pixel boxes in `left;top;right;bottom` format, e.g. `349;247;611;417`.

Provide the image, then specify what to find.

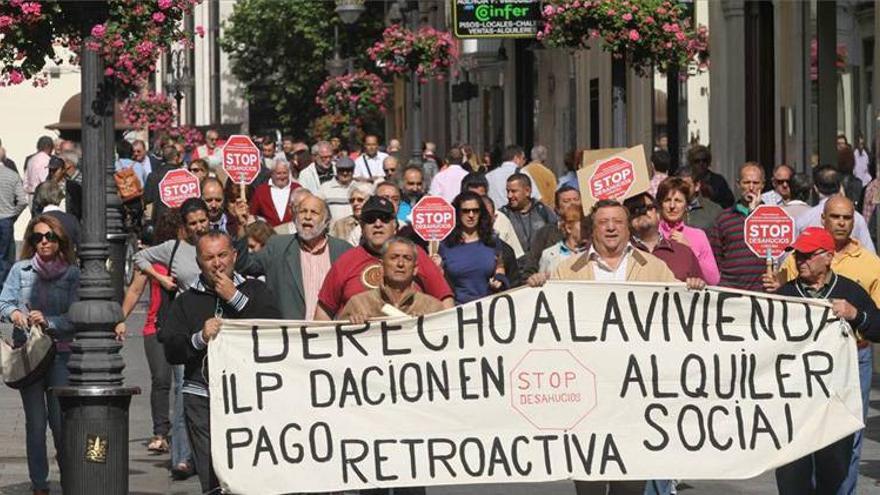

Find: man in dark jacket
772;227;880;495
163;230;280;494
498;173;557;268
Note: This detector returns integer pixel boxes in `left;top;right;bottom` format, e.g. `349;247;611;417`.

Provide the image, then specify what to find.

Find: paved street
0;306;878;494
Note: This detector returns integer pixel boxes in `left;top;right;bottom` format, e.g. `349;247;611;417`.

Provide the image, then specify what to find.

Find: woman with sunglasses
0;215;79;495
436;191;508;304
656;177;720;285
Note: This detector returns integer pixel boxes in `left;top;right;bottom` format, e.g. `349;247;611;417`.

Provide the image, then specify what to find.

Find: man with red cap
771;226;880;494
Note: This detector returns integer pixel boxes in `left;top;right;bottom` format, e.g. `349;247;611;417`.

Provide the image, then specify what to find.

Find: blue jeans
171;364;192;467
645;480;673;494
0;216;15;285
19;351;70;491
837;345;873;495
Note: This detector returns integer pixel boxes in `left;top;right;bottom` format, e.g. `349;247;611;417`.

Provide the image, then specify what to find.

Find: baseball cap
786;227;835;254
361;196;395;224
335;156;355;170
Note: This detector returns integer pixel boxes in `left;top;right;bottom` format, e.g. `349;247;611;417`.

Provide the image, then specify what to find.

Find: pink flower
19;2;41;16
8;70;24;85
628;30;640;41
195;25;205;37
152;12;166;23
90;23;107;38
105;67;115;76
158;0;173;9
675;31;686;42
622;13;633;21
0;16;13;29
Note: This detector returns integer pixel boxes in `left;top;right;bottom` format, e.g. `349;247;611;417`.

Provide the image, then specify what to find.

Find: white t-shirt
354;151;389;181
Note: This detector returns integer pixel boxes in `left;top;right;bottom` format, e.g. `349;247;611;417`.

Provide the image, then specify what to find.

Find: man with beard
237;194;350;319
397;165;424;225
315;196;454;320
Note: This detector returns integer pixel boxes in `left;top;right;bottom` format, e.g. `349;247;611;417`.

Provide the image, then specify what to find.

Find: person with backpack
132;198;211;479
114;208;195;478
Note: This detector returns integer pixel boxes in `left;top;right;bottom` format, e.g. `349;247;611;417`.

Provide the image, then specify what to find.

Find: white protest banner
208;282;862;494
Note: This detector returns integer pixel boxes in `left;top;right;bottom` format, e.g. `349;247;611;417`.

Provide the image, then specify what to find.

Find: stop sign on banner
222;134;261;184
411;196;456;242
743;205;796;259
588;156;636;200
159;169;201;208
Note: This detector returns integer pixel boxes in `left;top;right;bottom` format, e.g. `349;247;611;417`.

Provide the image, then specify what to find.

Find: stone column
710;0;747;181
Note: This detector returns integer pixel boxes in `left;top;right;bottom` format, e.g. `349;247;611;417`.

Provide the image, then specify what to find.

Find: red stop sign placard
588;157;636;200
159;169;201;208
222;134;261;184
743;205;795;259
411;196;455;242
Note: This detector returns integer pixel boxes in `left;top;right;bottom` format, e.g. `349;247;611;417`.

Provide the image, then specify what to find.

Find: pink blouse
659;220;720;285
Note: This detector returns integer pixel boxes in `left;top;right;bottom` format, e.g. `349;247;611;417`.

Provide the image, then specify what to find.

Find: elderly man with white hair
299;140;336;192
249;158;299;227
237;194;351;319
522;144;557;209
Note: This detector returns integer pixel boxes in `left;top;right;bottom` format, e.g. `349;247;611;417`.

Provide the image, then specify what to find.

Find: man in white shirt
354;134;388;182
485;144;540;208
796;164;876;252
318;157;356;221
23;135;54;196
760;164;794;206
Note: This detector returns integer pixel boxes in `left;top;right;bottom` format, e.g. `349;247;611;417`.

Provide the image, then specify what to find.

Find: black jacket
776;272;880;342
163;274;280;390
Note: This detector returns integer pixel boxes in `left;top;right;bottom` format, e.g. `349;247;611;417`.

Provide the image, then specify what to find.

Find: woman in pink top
656;177;720;285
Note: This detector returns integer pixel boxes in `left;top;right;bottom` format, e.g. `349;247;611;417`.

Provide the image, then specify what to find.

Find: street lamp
335;0;364;150
164;49;193;127
325;25;347;78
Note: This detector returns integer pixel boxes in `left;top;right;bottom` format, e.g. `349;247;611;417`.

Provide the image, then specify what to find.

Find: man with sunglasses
315;196;454;320
686;145;735;208
770;227;880;494
761;164;794;206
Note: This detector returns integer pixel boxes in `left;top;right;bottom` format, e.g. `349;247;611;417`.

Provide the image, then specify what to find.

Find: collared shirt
318;178;353;221
270;182;291;222
300;237;331;320
485;161;541;209
760;189;785;206
354;151;389;181
428;164;469;203
23;151;50;194
796;197;876;253
632;235;703;282
588;245;632;281
538;240;586;274
779;238;880;307
337;285;444;321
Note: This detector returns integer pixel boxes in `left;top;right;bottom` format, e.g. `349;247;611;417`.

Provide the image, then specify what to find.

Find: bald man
771;195;880;494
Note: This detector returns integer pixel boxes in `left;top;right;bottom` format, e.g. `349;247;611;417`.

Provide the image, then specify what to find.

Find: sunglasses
362;212;394;225
29;231;59;245
461;207;481;215
628;203;657;217
772;179;791;185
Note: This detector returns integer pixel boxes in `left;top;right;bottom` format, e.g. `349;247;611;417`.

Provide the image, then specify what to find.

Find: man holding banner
163;231;280;494
770;226;880;494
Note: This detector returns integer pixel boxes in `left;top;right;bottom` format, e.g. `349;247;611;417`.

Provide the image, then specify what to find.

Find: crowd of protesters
0;129;879;494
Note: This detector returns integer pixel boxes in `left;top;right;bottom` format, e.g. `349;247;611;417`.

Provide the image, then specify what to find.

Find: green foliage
220;0;386;135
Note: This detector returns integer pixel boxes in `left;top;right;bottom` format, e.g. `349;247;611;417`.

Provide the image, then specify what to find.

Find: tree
220;0;386;136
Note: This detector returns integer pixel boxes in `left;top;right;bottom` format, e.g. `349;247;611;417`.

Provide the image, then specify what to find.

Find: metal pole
409;7;422;166
54;32;139;494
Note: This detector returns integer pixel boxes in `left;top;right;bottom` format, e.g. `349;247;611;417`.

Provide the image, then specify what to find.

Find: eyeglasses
29;231;59;246
772;178;791;186
362;212;394;225
461;207;481;215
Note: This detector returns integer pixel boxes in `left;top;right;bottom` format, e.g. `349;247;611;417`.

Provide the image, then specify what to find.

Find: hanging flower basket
121;91;175;133
315;70;389;119
0;0;203;92
308;113;365;144
539;0;708;77
158;125;204;151
368;24;458;83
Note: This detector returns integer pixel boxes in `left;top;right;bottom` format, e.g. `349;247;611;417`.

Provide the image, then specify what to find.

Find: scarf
32;254;69;281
